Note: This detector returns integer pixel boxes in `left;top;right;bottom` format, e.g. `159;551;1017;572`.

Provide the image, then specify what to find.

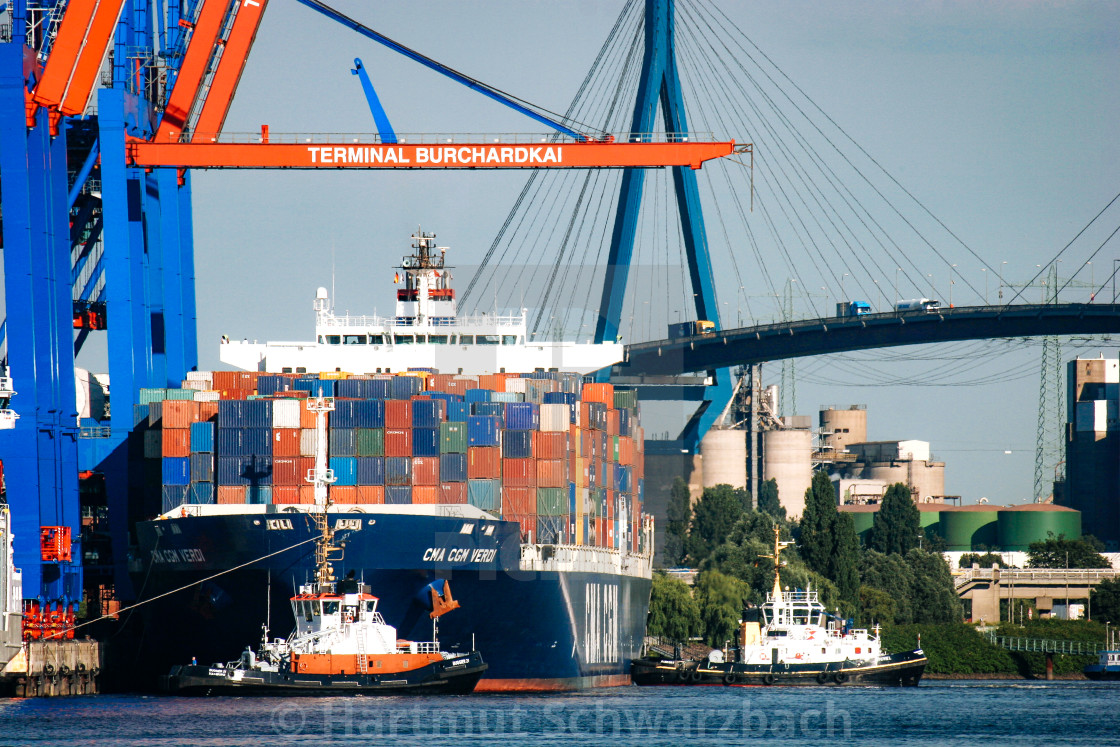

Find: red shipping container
536;459;567;488
533;431;568;460
357;485;384;504
607;410;619;437
199;401;219;421
212;371;239;391
272;457;305;486
429;374;455;391
162;400;200;428
385;428;412;457
300;486;317;504
467;447;500;479
272;428;301;457
161;428;191;457
515;515;536;540
618;437;634;466
439;483;467;504
413;485;440;504
217;486;246;504
606;489;615;520
385;399;412;428
504;486;536;515
580;427;592;459
581;382;614;405
502;458;536;487
272;486;301;505
331;486;357;504
454;376;479;391
412;456;440;486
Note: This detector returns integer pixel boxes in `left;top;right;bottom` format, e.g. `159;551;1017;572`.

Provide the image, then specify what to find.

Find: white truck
895;298;941;313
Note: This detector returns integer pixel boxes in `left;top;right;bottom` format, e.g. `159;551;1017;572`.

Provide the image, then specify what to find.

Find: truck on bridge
836;301;872;317
668;320;716;339
896;298;942;313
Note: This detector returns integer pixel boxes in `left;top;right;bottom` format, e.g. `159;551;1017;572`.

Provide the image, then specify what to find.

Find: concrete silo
819;405;868;456
700;429;747;490
762;428;813;519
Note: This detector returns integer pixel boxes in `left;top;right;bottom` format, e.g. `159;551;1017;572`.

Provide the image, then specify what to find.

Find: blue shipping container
471;402;504;419
389;376;422;399
412;399;444;428
217;427;243;456
355;399;385;428
465;388;493;403
385;485;412;505
331;400;358;429
501;430;533;458
440;454;467;482
217;455;273;486
190;454;214;482
218;400;247;428
190;421;215;452
244;399;273;428
335;380;364;399
244;427;272;456
162;485;189;513
467;416;501;446
329;428;357;457
364;379;391;399
467;479;500;512
412;427;440;457
162;457;190;486
448;401;471;423
329;456;357;486
543;391;576;405
504;402;539;431
187;482;214;504
385;457;412;486
357;457;385;485
247;485;272;505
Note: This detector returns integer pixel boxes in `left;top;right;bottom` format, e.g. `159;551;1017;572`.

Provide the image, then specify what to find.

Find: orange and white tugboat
161;398;486;695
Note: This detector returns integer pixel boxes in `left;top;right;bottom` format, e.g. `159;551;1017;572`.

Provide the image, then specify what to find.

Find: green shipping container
356;428;384;457
612;436;620;463
440;422;468;453
537;487;567;516
613;389;637;411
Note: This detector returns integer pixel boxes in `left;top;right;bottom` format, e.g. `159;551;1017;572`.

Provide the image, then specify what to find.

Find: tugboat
160;398;487;695
632;527;926;687
1084;648;1120;681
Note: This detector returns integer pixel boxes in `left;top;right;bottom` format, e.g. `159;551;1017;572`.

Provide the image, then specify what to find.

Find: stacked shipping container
142;370;646;553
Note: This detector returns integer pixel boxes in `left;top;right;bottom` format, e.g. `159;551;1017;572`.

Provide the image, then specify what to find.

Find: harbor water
3;681;1119;745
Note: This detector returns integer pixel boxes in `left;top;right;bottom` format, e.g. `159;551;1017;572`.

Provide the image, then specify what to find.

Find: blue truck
836;301;872;317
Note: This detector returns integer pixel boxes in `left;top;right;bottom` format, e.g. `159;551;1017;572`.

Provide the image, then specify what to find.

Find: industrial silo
700;429;747;490
997;504;1082;551
939;506;999;551
819;405;868;455
865;461;946;502
762;428;813;518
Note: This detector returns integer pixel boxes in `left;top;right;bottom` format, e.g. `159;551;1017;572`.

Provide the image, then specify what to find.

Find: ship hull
631;651;927;687
131;510;650;692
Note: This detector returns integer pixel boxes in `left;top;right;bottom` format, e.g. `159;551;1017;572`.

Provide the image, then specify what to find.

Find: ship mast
761;525;785;600
305;397;341;589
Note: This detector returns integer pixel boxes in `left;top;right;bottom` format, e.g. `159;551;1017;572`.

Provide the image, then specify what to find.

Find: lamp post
982;267;988;304
874;279;882;310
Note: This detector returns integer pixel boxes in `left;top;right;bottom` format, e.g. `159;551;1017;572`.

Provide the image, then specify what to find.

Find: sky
83;0;1120;506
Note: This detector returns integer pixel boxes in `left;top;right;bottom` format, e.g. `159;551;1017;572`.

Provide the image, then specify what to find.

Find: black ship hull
631;651;927;687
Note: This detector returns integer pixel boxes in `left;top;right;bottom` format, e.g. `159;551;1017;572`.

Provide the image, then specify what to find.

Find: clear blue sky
116;2;1120;505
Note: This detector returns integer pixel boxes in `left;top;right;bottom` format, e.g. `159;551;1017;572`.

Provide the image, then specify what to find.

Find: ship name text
422;546;497;564
151;547;207;564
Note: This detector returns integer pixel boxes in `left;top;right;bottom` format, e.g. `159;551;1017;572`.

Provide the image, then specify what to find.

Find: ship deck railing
317;313;526;329
400;641;440;654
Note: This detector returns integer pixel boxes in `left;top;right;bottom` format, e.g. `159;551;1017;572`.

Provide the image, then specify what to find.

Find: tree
1027;533;1111;569
859;585;897;626
959;552;1009;569
798;471;837;575
757;478;786;521
860;550;916;624
663;477;691;567
1090;578;1120;625
905;549;964;623
686;484;745;564
869;482;921;555
694;570;748;647
828;511;861;605
647;572;701;644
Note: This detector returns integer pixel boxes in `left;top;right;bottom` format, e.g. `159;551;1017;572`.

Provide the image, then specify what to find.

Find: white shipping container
193;390;220;402
539;403;569;432
186;371;213;383
272;399;301;429
143;430;162;459
504;377;527;394
300;429;319;457
180;379;208;391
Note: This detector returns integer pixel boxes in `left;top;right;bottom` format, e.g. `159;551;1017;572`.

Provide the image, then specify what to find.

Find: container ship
127;231;652;691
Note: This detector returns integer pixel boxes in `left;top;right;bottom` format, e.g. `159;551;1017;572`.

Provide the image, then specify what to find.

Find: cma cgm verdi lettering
128;231;651;690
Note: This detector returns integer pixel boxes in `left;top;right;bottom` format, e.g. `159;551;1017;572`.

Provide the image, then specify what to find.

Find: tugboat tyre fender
833;672;848;685
689;669;703;683
676;669;690;683
59;665;71;676
722;673;737;685
816;672;829;685
42;663;54;676
76;663;86;673
762;673;775;686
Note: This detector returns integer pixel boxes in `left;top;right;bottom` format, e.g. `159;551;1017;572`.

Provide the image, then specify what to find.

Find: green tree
859;585;897;626
757;478;786;521
663;477;691;566
861;550;916;624
828;511;861;605
1090;578;1120;625
686;484;745;564
647;572;701;644
868;482;921;555
1027;533;1111;569
694;570;748;647
959;552;1009;569
905;549;964;623
798;471;837;575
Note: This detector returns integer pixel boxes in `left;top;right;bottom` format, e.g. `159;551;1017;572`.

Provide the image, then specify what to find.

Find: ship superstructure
220;230;624;375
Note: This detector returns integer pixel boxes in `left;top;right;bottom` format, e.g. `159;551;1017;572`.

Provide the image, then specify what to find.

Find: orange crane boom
126;138;738;169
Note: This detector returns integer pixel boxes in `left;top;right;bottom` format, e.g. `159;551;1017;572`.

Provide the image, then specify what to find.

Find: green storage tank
917;505;942;539
997;505;1082;551
850;511;875;543
939;508;999;551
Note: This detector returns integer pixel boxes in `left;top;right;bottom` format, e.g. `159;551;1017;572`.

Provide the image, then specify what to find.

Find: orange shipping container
272;457;308;486
412;485;440;504
161;428;191;457
162;400;200;428
429;374;455;391
581;382;614;405
502;458;536;487
199;401;219;421
514;515;536;540
467;447;501;479
607;410;619;436
357;485;385;505
385;399;412;428
212;371;239;391
331;486;357;504
533;431;568;460
478;373;507;392
536;459;567;488
618;436;634;466
412;456;440;486
217;486;246;505
272;486;301;505
504;487;536;515
439;483;467;504
385;428;411;457
272;428;301;457
300;486;317;505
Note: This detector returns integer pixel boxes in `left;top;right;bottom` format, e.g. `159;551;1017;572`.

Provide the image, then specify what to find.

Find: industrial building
1057;354;1119;549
